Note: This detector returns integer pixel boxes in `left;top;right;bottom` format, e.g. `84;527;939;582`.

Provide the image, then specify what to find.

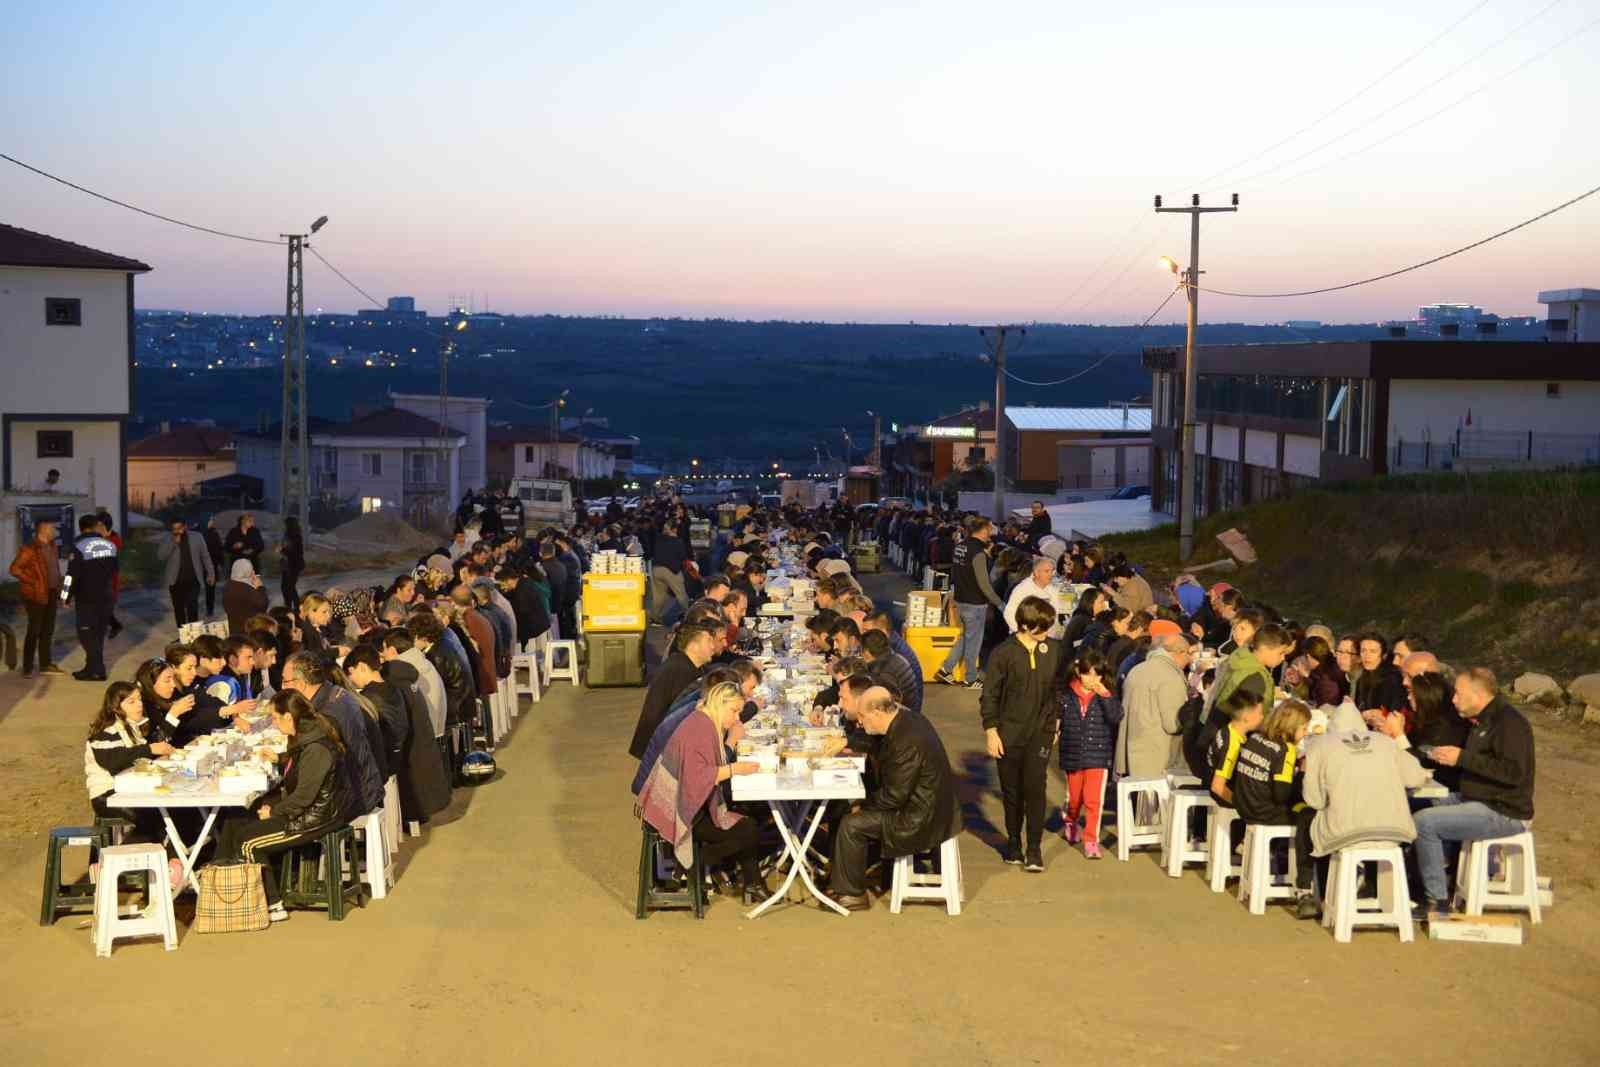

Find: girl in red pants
1058;649;1123;859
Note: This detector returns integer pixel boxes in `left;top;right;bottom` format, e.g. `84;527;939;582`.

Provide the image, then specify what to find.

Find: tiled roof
128;426;233;459
322;408;463;439
1006;407;1151;432
0;222;152;272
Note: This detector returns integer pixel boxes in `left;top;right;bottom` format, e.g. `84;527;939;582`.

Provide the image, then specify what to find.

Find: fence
1392;429;1600;471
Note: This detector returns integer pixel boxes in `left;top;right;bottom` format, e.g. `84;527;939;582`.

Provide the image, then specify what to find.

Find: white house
487;425;616;485
311;407;464;526
389;393;488;492
1;222;150;566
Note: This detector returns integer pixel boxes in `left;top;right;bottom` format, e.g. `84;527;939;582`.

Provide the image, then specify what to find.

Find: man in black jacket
281;651;387;820
408;611;474;769
627;622;718;758
66;514;118;681
223;513;265;571
378;641;453;821
344;646;411;774
828;687;960;912
979;596;1064;870
1025;500;1052;548
1412;666;1536;920
935;515;1004;690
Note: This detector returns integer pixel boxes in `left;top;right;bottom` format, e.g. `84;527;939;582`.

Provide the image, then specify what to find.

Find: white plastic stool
1114;776;1169;861
889;836;963;916
1237;824;1298;914
1456;830;1541;923
487;686;510;743
93;844;177;957
1161;789;1213;878
1206;806;1242;892
511;652;543;708
382;776;402;858
352;810;391;900
1322;842;1413;942
544;639;580;686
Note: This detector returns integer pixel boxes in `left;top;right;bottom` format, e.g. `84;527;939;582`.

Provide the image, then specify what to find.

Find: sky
3;0;1596;325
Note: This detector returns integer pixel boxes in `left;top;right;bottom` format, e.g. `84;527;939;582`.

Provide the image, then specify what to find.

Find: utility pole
1154;193;1237;561
981;325;1023;524
867;410;882;470
278;215;325;533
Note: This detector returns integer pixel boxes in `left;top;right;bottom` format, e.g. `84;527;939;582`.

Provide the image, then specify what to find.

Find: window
361;496;384;513
409;452;435;483
524;445;535;463
1547;382;1562;398
323;450;337;474
45;298;82;326
36;430;73;458
195;463;206;472
361;452;382;476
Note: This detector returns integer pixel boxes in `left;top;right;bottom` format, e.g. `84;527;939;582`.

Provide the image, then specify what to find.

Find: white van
505;478;575;532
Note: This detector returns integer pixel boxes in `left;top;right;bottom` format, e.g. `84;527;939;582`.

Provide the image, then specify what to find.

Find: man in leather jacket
827;687;961;912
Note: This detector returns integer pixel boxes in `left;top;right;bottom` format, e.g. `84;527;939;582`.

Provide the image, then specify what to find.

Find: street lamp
1157;256;1180;275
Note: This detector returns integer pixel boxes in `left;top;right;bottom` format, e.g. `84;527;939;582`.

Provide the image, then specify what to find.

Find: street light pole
278;214;326;533
1155;194;1238;562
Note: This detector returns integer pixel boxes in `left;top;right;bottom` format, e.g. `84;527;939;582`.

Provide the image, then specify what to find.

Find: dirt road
3;569;1598;1066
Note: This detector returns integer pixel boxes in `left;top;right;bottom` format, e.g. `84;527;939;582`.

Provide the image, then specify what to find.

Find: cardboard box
1427;913;1523;945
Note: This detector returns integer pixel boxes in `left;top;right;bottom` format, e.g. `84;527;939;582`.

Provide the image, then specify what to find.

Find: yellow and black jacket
1232;734;1304;824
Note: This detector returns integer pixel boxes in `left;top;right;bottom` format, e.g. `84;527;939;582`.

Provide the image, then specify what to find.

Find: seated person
811;656;867;712
1208;685;1265;808
636;682;771;904
1232;700;1318;918
1411;668;1535;922
827;687;961;912
85;681;174;843
1396;670;1470;791
862;629;922;715
862;610;924;710
627;622;718;760
632;666;742;795
828;617;862;660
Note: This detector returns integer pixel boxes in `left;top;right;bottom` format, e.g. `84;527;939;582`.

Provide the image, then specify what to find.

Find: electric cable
1004;282;1183;386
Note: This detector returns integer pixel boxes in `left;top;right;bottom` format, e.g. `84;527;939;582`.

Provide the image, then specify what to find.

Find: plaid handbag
193;860;269;933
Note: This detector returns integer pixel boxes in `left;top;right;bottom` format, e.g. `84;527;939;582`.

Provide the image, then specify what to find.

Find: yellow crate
581;573;647;616
905;625;964;682
582;608;648;633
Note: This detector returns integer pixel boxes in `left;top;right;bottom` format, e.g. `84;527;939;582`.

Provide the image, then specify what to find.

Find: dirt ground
3;569;1599;1067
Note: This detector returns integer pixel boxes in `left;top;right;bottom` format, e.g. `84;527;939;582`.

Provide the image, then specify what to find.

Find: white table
732;772;866;918
105;787;261;897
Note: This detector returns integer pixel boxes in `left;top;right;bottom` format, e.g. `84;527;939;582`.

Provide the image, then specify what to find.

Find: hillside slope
1102;471;1600;684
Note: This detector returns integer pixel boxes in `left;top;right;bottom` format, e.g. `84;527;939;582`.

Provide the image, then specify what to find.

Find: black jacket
311;684;385;818
511;575;551;646
1458;696;1535;820
865;710;961;858
1354;662;1407;713
867;652;922;714
1232;734;1302;825
380;659;452;820
628;650;704;759
979;636;1064;750
426;639;475;728
1411;700;1470;791
360;679;411;769
261;719;351;834
223;524;265;569
66;534;119;606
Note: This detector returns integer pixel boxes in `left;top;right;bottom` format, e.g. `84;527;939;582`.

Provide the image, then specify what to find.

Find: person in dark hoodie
66;514;118;681
979;596;1064;871
214;690;352;921
280;651;385;819
343;646;410;776
374;640;453;824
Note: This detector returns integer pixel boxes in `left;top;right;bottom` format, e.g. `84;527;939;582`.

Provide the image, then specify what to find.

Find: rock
1584;705;1600;727
1569;673;1600;708
1513;672;1562;700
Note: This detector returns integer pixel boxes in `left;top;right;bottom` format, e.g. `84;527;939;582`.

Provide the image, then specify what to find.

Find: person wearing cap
1120;618;1183;692
1117;630;1194;783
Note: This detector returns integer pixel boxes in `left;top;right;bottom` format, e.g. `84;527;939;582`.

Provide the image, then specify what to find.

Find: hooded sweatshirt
1301;701;1430;855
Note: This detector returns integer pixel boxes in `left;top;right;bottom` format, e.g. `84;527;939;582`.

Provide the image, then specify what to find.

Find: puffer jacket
426;638;475;728
262;719;352;834
1058;680;1124;773
9;541;58;604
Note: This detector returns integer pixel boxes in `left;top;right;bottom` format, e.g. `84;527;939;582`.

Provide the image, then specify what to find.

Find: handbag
193;860;270;933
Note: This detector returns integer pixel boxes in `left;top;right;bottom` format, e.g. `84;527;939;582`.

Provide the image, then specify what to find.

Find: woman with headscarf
223;559;269;636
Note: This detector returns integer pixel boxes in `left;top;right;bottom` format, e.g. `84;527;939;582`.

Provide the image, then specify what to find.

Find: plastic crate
585;632;646;687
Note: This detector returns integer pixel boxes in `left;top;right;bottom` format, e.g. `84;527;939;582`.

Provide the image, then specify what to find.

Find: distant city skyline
5;1;1595;325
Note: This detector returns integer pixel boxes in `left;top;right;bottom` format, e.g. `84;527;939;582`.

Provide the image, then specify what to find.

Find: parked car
1110;485;1151;500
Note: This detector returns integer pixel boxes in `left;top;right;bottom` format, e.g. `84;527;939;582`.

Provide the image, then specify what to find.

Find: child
85;681;174;841
1209;622;1293;713
980;596;1063;871
1208;684;1266;808
1057;649;1123;859
1232;700;1318;918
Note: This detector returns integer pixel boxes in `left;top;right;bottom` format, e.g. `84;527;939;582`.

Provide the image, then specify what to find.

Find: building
1004;405;1151;486
232;417;335;516
1141;339;1600;518
487;425;616;485
919;404;996;480
1539;288;1600;342
387;296;416;313
313;407;464;522
562;416;641;475
356;298;427;324
388;393;488;492
1;222;150;567
126;424;235;511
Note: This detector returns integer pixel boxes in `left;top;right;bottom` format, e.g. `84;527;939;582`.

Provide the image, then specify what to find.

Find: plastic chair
1237;824;1298;914
351;810;391;901
635;823;703;919
40;824;114;926
1114;776;1169;861
1456;830;1541;924
889;836;964;916
93;844;177;957
545;639;580;686
1206;806;1242;892
1322;842;1414;942
510;651;543;709
280;825;366;921
382;777;402;858
1161;789;1213;878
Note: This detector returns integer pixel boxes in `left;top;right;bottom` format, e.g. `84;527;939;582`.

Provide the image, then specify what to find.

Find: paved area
3;569;1599;1066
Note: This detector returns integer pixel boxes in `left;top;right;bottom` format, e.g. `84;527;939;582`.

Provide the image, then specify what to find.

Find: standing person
1025;500;1052;549
223;512;265;572
202;517;226;618
1057;649;1123;859
223;560;269;636
648;519;691;625
9;518;66;676
160;517;214;627
980;596;1063;871
935;515;1004;690
279;517;305;612
66;515;118;681
95;513;126;640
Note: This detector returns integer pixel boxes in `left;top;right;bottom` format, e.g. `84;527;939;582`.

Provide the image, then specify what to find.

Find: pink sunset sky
4;0;1594;324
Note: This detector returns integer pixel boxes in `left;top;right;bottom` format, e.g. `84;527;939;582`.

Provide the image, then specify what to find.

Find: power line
1004;283;1183;386
1197;181;1600;299
0;151;286;245
306;245;385;308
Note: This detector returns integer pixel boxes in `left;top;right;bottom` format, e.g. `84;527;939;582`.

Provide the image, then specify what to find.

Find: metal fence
1392;429;1600;471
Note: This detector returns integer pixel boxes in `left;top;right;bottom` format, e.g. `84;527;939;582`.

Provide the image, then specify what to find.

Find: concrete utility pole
981;325;1024;524
867;409;882;470
436;313;467;521
278;215;326;532
1154;194;1237;562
